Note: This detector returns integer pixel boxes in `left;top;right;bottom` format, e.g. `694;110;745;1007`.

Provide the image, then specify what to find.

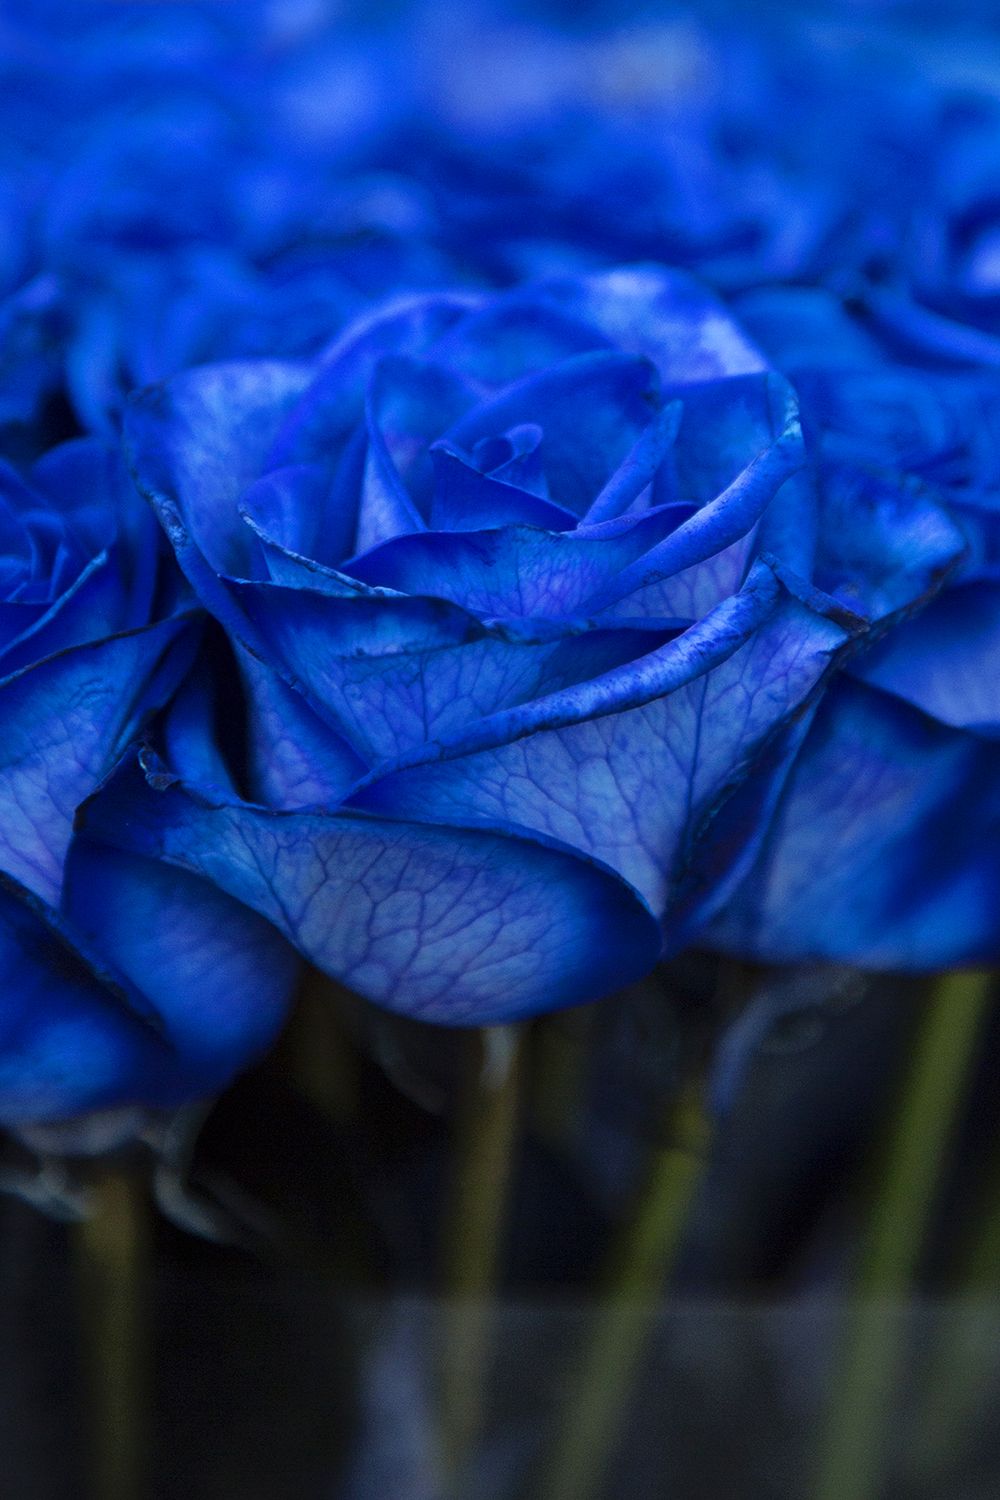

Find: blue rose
95;266;857;1025
0;440;298;1123
707;286;997;969
396;11;926;295
0;1;438;447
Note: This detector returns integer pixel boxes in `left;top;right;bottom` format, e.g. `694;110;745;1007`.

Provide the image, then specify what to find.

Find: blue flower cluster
1;1;999;1120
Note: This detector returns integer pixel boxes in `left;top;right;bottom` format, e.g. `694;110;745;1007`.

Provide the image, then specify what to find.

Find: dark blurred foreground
2;978;1000;1499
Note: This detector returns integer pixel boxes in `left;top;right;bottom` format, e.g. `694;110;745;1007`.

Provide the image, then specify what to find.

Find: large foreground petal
77;756;662;1025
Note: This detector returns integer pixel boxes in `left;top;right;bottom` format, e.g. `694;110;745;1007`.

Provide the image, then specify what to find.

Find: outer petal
812;462;966;625
77;754;663;1026
234;578;673;764
125;360;313;578
731;286;882;370
350;569;852;924
237;465;345;574
237;647;368;807
708;678;1000;970
0;871;165;1125
0;615;197;904
850;582;1000;735
541;265;767;381
426;291;612;386
62;836;301;1101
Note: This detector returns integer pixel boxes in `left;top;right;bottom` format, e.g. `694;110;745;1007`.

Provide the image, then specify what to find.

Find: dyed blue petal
31;439;162;628
795;366;976;478
428;445;576;531
732;287;882;371
239;490;401;600
581;419;805;615
366;355;476;511
125;360;313;579
474;422;550;497
343;505;692;618
77;754;662;1025
356;355;476;553
0;615;197;904
670;372;798;509
65;293;124;437
267;294;474;470
0;469;34;555
584;400;682;524
0;274;65;434
238;465;345;572
443;350;663;516
851;583;1000;734
425;291;612;387
351;569;851;924
156;647;242;798
0;551;128;674
863;289;1000;371
662;705;821;953
238;647;368;807
813;462;966;624
709;678;1000;970
542;265;766;381
62;837;300;1100
235;577;672;765
0;871;164;1125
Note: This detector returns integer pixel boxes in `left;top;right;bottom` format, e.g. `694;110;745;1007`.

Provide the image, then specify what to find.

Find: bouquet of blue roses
1;4;1000;1500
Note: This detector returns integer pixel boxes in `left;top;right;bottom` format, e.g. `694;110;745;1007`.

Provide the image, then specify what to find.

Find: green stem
813;971;993;1500
537;1079;710;1500
75;1170;151;1500
910;1017;1000;1480
439;1025;523;1491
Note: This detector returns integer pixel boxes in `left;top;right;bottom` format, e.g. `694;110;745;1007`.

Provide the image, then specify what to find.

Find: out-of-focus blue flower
99;265;862;1024
392;9;933;294
0;441;299;1123
0;0;450;449
708;286;1000;969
